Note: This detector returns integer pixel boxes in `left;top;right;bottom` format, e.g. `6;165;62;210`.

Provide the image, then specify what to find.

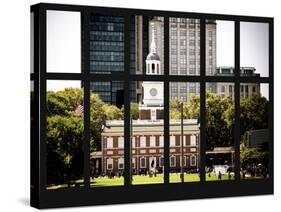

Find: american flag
74;101;84;116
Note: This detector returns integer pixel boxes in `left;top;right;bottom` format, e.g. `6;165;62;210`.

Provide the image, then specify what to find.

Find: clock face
150;88;158;96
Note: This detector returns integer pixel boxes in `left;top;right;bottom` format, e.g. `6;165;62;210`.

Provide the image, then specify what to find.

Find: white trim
170;155;176;167
132;137;136;148
118;137;124;148
180;156;186;166
159;135;164;147
140;136;146;147
170;135;176;147
150;136;156;147
190;135;196;146
107;137;113;148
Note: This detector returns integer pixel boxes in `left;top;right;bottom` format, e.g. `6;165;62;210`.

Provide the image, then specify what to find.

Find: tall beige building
148;17;217;102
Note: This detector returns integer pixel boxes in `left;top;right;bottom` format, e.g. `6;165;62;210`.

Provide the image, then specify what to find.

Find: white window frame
140;136;146;147
180;156;186;166
140;157;146;168
170;155;176;167
118;158;124;169
170;135;176;147
107;137;113;149
190;155;196;166
118;137;124;148
190;135;196;146
159;136;164;147
106;158;113;170
132;137;136;148
150;136;156;147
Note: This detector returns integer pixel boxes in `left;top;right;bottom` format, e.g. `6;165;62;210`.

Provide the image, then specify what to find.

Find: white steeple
146;22;161;75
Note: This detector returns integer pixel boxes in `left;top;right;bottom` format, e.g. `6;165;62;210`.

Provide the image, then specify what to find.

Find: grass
47;172;236;189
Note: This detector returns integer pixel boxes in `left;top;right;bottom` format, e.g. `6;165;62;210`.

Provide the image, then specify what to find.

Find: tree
46;88;125;185
206;93;234;150
47;115;83;185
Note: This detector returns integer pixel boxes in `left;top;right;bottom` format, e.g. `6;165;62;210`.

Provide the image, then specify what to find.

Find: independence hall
92;26;200;176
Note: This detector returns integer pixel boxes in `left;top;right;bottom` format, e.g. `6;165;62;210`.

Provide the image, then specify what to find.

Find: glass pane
240;83;269;179
46;80;84;189
130;16;164;75
130;81;164;185
90;81;124;187
206;83;235;181
206;20;235;76
169;82;200;183
89;14;124;74
47;11;81;73
240;22;269;77
169;18;200;76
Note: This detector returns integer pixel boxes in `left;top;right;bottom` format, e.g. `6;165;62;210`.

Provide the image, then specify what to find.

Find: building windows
132;158;136;168
140;157;146;168
132;137;136;148
190;135;196;146
190;155;196;166
107;158;113;170
180;156;187;166
140;136;146;147
221;85;225;93
170;155;176;167
159;136;164;147
170;135;176;147
118;158;124;169
150;136;156;147
107;137;113;148
118;137;124;148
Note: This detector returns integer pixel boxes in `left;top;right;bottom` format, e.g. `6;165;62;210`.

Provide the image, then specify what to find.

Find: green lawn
90;172;234;187
47;172;235;189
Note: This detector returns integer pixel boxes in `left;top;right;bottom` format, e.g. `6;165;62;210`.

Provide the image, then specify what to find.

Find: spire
150;23;156;54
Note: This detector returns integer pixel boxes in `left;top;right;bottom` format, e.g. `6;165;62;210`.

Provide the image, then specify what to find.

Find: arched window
152;63;155;73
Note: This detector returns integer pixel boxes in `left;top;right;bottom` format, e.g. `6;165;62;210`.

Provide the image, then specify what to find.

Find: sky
216;21;269;99
45;13;269;99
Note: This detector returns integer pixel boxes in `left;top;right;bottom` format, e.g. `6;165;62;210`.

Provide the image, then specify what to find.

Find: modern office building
215;66;260;99
89;15;148;105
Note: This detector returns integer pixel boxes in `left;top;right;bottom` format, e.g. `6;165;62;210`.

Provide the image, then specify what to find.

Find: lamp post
180;100;184;183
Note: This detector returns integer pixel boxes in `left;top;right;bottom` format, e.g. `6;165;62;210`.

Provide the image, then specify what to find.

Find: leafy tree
206;93;234;150
46;88;125;185
46;115;83;185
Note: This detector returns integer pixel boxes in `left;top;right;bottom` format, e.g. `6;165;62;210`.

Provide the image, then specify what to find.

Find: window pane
90;14;124;74
206;20;235;76
131;81;164;184
47;11;81;73
130;16;164;75
169;82;200;183
206;83;235;181
46;80;83;189
90;81;125;187
169;18;200;76
240;22;269;77
240;83;269;179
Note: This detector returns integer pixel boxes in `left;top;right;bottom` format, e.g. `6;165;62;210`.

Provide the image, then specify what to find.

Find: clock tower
142;23;163;107
139;23;164;120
